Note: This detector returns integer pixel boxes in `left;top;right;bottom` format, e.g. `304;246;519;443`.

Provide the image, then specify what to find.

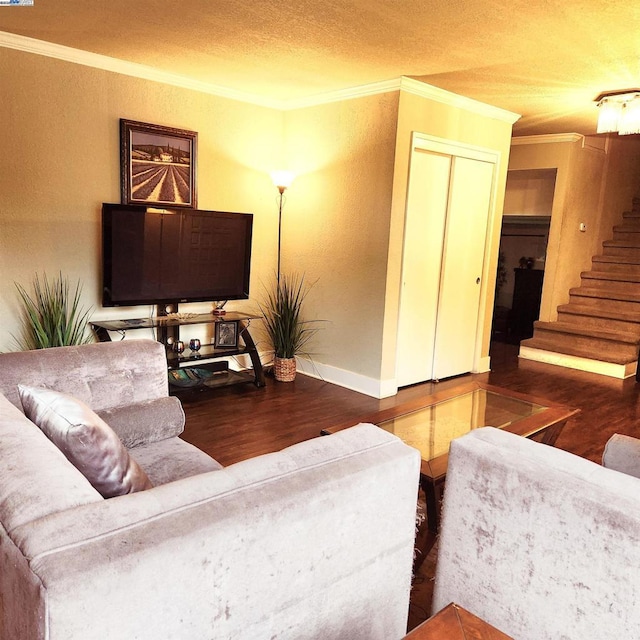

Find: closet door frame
396;132;502;385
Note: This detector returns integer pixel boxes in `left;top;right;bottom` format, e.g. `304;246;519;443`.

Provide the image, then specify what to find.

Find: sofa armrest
0;395;101;535
602;433;640;478
97;396;184;447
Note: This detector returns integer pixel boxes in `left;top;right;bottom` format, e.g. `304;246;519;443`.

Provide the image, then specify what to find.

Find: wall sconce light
596;90;640;135
270;171;295;288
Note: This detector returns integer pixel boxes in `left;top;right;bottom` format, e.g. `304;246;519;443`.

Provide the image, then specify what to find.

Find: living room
3;2;640;639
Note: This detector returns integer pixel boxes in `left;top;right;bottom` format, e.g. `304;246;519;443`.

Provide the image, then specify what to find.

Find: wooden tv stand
90;311;265;391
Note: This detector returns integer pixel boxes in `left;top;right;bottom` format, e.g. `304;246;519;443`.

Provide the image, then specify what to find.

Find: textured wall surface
2;45;518;395
0;48;282;353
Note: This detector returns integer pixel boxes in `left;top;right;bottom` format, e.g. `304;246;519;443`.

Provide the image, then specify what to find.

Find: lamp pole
277;185;285;292
271;170;293;293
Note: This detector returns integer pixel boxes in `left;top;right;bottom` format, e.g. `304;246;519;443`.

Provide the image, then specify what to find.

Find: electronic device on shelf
101;203;253;308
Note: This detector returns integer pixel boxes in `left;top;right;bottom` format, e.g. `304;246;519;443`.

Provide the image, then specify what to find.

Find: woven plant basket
274;356;296;382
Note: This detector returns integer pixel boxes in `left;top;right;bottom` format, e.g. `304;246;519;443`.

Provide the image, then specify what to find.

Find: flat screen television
102;203;253;307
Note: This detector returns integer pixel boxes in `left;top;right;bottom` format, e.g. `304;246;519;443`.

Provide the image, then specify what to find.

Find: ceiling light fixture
596;90;640;135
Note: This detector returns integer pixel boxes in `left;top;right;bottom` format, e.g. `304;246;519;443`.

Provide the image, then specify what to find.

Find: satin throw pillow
18;385;152;498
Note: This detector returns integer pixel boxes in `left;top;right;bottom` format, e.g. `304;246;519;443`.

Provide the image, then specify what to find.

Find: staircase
519;198;640;378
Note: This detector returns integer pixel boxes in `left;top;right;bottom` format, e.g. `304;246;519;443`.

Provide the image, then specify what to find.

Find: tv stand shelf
90;311;265;391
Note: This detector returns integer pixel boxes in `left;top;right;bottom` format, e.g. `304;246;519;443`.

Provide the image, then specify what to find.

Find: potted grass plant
13;272;93;350
259;273;320;382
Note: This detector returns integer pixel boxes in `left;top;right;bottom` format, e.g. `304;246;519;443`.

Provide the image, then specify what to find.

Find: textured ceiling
2;0;640;135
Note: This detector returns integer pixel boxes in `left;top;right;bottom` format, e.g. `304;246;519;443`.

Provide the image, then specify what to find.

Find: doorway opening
492;168;556;345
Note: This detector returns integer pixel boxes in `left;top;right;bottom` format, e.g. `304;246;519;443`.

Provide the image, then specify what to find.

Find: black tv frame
101;203;253;308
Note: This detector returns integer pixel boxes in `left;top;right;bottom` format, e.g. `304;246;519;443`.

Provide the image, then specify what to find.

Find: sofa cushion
130;437;223;486
19;385;152;498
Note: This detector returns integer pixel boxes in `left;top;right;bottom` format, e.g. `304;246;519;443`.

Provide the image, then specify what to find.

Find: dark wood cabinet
509;268;544;342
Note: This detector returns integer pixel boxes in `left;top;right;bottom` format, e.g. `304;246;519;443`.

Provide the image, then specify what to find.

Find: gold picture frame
120;119;197;208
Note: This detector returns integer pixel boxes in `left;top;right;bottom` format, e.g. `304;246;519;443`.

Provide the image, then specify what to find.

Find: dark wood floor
178;341;640;630
181;341;640;466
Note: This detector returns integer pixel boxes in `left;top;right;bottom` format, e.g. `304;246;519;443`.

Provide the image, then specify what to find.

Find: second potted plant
259;273;320;382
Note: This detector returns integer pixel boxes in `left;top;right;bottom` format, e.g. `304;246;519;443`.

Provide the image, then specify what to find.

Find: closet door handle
476;277;481;284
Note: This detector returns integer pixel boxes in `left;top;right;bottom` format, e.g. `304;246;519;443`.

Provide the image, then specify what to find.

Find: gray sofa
433;426;640;640
0;339;421;640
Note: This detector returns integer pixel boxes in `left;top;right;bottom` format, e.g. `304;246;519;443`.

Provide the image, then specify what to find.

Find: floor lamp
270;170;294;290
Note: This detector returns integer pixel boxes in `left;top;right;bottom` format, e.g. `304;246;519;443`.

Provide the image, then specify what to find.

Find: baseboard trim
474;355;491;374
296;357;397;399
518;346;637;379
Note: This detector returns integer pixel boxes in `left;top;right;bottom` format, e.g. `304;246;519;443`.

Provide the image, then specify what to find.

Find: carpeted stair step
523;321;640;364
520;336;636;365
614;223;640;234
570;285;640;301
601;245;640;259
613;231;640;243
533;320;639;343
618;200;640;219
557;303;640;335
603;239;640;250
569;287;640;314
592;255;640;274
581;270;640;284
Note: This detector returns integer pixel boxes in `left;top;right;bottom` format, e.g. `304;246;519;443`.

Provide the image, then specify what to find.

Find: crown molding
0;30;285;109
511;133;584;145
281;78;402;110
400;77;521;124
0;30;518;122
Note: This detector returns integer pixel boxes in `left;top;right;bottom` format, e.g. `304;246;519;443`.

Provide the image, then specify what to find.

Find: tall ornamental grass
14;273;92;350
259;274;319;359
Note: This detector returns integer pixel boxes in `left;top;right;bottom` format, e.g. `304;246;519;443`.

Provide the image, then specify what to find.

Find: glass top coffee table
322;380;579;539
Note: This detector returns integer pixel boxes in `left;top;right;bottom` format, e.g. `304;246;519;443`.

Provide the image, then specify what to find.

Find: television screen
102;203;253;307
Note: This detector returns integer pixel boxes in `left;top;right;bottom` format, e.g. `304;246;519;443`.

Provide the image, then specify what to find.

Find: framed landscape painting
120;119;197;208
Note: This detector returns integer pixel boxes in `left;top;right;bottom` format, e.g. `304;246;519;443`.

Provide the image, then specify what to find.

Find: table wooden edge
320;380;579;436
404;603;513;639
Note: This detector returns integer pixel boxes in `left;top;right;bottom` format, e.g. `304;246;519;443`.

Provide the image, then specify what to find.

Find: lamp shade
619;97;640;135
271;170;294;191
596;98;622;134
596;90;640;135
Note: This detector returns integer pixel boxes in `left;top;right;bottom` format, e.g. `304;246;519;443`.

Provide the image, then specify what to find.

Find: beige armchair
433;427;640;640
602;432;640;478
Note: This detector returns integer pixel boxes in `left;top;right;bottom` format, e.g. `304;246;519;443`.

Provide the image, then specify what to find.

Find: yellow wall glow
281;93;400;381
0;48;516;396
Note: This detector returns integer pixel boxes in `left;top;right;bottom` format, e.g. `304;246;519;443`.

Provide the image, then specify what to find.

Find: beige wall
282;93;400;382
380;89;515;387
0;47;516;397
597;136;640;244
0;48;282;352
508;136;640;321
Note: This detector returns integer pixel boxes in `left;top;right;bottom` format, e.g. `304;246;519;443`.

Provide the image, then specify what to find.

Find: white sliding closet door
432;156;494;380
396;134;497;386
396;149;450;388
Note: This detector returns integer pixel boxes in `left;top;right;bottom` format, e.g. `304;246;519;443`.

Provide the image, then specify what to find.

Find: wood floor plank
181;342;638;466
